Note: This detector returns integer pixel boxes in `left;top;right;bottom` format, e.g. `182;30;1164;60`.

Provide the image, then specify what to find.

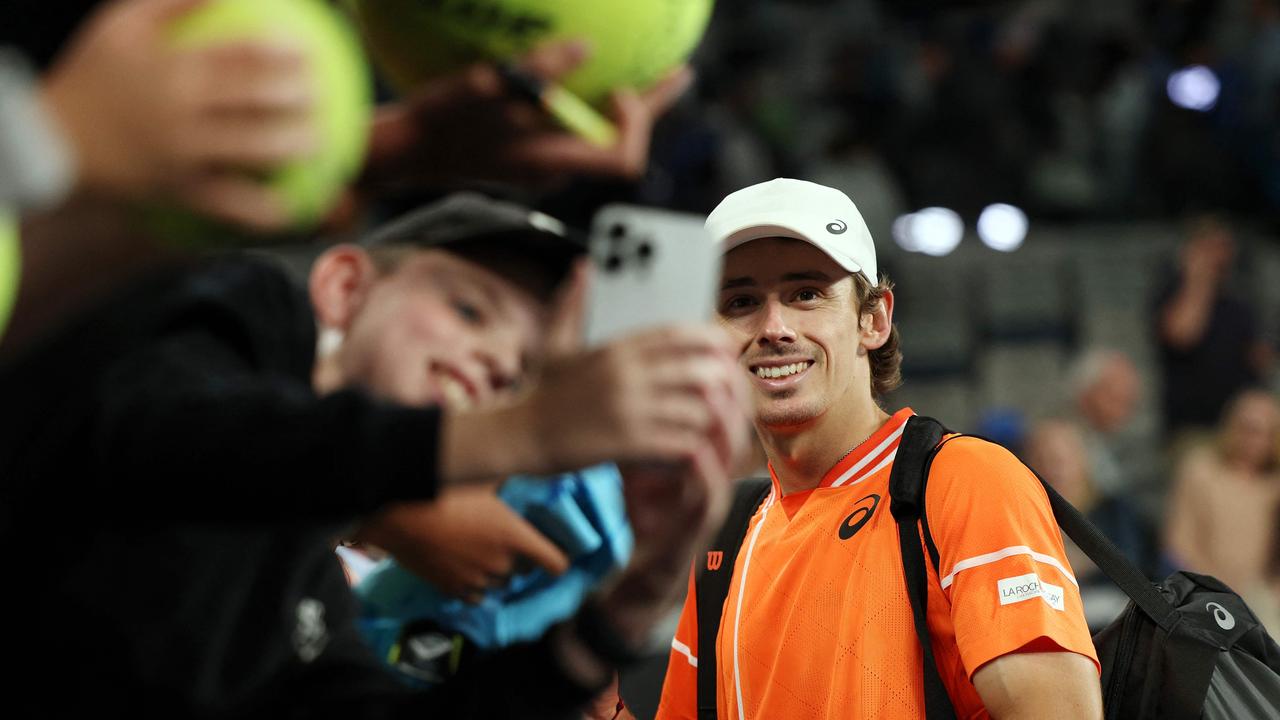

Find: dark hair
852;272;902;399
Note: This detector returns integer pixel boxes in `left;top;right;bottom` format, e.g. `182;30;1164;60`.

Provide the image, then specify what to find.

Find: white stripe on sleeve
939;544;1079;589
672;638;698;668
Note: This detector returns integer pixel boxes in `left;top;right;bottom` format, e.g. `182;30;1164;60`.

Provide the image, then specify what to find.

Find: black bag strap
1029;466;1177;631
943;428;1177;631
888;415;957;720
695;477;771;720
893;418;1179;719
904;420;1177;632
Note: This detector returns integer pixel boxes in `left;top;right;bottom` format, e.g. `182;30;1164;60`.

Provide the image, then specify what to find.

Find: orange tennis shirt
656;408;1099;719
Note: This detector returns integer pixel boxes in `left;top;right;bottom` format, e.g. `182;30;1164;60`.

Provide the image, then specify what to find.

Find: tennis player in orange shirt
656;179;1103;719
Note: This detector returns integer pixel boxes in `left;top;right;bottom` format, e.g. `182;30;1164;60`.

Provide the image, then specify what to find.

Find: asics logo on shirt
838;494;880;540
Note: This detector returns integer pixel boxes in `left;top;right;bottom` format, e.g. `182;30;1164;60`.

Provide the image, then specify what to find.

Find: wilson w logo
706;551;724;571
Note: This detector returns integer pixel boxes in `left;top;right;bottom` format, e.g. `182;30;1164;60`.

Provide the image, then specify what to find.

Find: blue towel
356;464;632;670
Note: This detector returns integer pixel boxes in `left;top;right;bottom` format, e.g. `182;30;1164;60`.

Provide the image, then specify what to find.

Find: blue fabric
356;464;632;664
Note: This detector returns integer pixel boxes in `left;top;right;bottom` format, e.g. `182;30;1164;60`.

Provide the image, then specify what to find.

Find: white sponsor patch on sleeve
997;572;1065;611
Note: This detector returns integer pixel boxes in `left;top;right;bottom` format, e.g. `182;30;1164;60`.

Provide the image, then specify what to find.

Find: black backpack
693;415;1280;719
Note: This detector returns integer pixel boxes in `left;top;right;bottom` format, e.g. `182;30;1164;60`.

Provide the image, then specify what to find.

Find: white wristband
0;48;76;210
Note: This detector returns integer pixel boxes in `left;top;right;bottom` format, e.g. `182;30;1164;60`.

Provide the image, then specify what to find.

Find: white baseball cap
705;178;878;286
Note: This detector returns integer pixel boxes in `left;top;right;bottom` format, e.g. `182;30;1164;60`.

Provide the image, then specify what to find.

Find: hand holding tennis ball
347;0;714;107
167;0;373;230
41;0;372;234
361;40;696;187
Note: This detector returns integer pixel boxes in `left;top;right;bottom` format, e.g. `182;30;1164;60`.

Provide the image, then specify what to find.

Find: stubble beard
754;389;824;429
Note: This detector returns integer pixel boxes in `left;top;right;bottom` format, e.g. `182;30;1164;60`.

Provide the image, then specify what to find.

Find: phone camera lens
609;223;627;240
636;242;654;260
605;255;623;272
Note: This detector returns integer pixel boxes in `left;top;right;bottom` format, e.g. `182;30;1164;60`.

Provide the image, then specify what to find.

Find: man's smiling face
717;237;871;430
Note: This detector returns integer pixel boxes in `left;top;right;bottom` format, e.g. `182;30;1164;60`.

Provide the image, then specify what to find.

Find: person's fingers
713;379;754;475
645;353;736;397
723;356;752;409
699;381;738;473
502;132;637;179
402;62;505;126
191;43;312;115
604;88;655;178
502;512;571;576
193;41;307;80
502;63;702;180
725;384;754;465
177;173;291;231
499;99;550;132
517;40;592;82
647;394;715;436
544;260;591;358
202;82;314;119
437;63;507;106
690;443;733;520
684;445;721;504
644;427;712;465
192;114;316;168
626;324;736;360
638;65;695;117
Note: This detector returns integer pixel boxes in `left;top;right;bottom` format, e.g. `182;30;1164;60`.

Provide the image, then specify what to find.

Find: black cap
364;192;584;259
358;190;583;297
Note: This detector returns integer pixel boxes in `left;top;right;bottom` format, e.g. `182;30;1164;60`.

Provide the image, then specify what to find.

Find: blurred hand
440;262;749;487
363;41;694;189
39;0;316;231
523;324;748;473
525;259;749;472
358;487;570;603
593;386;746;647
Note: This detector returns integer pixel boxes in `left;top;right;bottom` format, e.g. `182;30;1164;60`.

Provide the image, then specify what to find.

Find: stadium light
977;203;1028;252
907;207;964;257
892;213;918;252
1167;65;1220;112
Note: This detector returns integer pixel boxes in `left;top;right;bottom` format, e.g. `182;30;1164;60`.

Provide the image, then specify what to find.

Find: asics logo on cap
826;219;848;234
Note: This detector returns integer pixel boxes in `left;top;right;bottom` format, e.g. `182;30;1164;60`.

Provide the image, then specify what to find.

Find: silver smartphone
583;205;719;346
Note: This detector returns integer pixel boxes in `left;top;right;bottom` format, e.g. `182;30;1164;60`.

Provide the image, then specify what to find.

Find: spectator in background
1165;389;1280;594
1154;215;1272;441
1024;417;1164;631
1066;347;1142;495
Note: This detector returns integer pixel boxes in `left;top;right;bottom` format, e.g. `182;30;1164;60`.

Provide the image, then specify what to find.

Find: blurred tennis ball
0;211;19;341
165;0;373;235
345;0;715;108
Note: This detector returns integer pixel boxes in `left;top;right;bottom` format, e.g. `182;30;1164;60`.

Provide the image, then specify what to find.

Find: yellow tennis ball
0;211;20;341
167;0;373;231
346;0;715;108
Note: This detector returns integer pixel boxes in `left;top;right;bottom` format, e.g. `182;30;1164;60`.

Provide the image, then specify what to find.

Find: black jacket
0;257;605;718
